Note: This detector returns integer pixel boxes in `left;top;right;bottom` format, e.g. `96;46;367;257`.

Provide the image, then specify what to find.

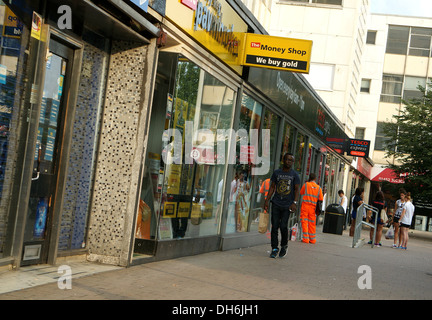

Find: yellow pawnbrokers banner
242;34;312;73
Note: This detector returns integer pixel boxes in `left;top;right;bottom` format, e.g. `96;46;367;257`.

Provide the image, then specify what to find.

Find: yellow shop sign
166;0;248;74
242;34;312;73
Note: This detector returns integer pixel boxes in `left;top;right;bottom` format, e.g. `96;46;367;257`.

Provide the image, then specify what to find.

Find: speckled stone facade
59;30;109;252
86;39;157;266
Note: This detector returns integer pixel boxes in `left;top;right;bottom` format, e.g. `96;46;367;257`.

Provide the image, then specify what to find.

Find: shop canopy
371;167;404;184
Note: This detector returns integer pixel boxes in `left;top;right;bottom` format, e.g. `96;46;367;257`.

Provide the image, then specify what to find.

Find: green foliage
382;84;432;201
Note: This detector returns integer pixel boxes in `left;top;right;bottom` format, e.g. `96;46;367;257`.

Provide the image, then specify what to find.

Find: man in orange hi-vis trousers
300;173;323;244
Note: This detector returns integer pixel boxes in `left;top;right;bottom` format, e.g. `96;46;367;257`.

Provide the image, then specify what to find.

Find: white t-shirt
395;199;404;218
401;201;415;225
340;195;347;213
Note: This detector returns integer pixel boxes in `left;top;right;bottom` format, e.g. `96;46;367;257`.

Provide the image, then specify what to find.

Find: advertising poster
34;197;48;238
44;127;56;161
31;11;42;40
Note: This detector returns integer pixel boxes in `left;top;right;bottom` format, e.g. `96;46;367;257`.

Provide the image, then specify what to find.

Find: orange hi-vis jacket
259;178;271;197
300;181;323;208
300;181;323;244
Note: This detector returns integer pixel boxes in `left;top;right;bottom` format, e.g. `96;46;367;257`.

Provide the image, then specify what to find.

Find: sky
370;0;432;18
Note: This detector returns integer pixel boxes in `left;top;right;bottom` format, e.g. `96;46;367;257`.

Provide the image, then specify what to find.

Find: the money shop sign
242;34;312;73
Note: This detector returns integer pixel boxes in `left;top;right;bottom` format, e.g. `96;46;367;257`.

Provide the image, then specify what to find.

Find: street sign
242;33;312;73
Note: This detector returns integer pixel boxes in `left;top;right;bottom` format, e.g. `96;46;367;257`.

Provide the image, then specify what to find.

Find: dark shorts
393;217;400;224
400;223;410;228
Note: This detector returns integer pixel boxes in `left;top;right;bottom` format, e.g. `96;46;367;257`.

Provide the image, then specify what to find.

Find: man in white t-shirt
338;190;348;213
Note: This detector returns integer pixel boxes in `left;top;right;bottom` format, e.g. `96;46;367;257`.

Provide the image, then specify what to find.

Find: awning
371;167;404;184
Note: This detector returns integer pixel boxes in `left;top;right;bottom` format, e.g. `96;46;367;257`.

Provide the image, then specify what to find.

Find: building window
366;30;377;44
374;122;392;151
360;79;371;93
403;76;426;101
380;74;403;103
409;27;432;57
303;63;334;91
386;25;409;55
355;128;365;140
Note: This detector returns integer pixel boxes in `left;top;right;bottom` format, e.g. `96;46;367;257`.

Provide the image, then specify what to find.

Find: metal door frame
10;26;83;268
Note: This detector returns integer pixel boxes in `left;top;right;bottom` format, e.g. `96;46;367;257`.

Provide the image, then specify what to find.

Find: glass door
21;38;74;265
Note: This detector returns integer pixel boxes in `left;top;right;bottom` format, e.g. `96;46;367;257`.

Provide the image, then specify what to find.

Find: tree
383;83;432;200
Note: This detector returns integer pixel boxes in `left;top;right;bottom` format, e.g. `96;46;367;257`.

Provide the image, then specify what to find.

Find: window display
136;54;236;243
225;93;262;233
0;3;29;258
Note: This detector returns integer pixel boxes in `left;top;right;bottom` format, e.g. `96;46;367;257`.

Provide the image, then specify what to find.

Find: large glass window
135;55;236;243
294;132;306;176
386;25;409;55
279;122;294;164
0;3;29;258
409;27;432;57
250;108;279;232
226;93;262;233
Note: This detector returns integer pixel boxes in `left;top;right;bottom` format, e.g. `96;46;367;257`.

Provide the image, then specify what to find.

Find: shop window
250;108;280;232
279;121;294;165
226;93;263;233
294;132;306;176
0;4;29;258
136;55;236;243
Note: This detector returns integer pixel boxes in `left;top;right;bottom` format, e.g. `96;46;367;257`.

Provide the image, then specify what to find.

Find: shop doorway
21;37;76;266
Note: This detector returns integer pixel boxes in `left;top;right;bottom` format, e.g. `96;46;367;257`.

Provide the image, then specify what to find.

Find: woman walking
398;192;415;250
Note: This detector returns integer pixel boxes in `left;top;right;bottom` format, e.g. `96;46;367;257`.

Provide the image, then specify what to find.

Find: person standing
300;173;323;244
338;190;348;214
264;153;300;258
398;192;415;250
349;187;364;237
392;189;406;248
368;191;387;247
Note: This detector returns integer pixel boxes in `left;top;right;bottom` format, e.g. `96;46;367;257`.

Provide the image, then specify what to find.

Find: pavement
1;226;432;304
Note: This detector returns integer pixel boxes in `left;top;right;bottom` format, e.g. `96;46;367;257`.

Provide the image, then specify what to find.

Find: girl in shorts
392;189;406;248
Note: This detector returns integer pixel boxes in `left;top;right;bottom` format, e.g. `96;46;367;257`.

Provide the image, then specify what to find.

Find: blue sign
128;0;149;12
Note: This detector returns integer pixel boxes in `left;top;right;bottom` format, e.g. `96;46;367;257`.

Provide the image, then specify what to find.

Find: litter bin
323;204;345;235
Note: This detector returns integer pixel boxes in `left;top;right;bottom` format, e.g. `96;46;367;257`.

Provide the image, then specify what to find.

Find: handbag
258;211;269;234
380;208;388;223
